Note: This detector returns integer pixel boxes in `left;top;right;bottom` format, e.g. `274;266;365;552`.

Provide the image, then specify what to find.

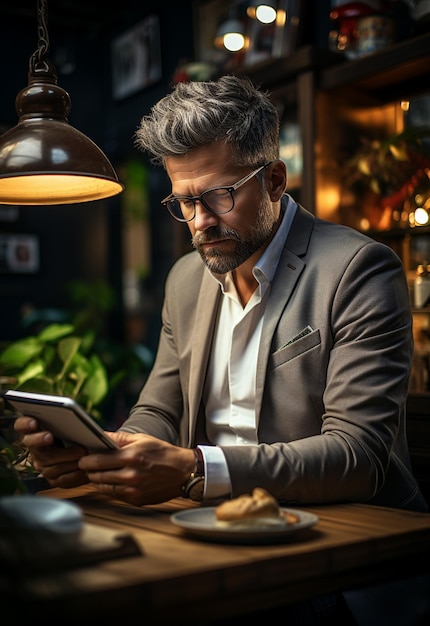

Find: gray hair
134;75;280;168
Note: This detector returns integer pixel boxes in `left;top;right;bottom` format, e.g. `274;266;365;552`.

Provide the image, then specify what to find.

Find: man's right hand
14;415;90;489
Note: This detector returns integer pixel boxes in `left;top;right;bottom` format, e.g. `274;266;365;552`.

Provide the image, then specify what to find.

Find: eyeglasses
161;162;271;222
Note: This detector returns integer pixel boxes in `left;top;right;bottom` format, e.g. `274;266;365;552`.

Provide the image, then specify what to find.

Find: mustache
192;227;240;247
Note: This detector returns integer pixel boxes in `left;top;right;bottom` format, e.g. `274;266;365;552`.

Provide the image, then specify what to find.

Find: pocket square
280;325;313;349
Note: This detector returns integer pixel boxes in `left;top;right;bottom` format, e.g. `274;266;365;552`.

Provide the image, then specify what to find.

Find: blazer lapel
255;205;315;420
188;269;221;442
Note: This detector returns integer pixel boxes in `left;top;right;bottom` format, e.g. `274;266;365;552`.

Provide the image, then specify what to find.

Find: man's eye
209;188;230;198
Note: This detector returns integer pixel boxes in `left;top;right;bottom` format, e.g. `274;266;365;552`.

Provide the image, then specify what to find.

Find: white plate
170;507;318;544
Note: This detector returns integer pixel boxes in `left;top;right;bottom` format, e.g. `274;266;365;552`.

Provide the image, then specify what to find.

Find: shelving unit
232;33;430;405
236;32;430;214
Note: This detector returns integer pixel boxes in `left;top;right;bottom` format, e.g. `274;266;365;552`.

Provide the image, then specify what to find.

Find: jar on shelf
328;1;377;58
414;262;430;308
356;14;396;57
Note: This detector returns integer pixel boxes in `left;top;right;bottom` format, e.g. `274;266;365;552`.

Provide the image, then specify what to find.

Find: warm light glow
0;174;124;205
414;207;430;226
315;185;341;222
275;9;287;27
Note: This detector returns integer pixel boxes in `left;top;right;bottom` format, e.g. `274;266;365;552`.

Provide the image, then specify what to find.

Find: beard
191;196;276;274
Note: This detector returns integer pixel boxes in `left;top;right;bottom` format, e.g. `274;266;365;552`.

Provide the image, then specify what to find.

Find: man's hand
78;431;196;506
14;417;196;505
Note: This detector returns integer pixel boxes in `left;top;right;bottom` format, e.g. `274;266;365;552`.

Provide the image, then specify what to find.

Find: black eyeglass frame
161;162;272;223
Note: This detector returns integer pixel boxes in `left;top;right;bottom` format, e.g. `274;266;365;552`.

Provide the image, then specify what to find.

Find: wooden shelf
231;45;340;88
319;32;430;102
229;33;430;102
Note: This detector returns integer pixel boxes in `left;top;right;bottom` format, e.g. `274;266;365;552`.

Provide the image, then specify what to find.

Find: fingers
107;430;138;447
14;415;55;447
14;415;34;430
95;482;120;499
14;415;41;435
41;467;90;489
13;414;90;489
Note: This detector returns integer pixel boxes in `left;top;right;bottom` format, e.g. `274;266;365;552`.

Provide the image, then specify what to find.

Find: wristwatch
182;447;205;502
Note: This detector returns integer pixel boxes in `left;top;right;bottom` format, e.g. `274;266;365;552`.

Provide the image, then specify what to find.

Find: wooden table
1;485;430;623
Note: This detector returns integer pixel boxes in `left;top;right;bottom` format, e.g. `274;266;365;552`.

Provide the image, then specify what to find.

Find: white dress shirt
200;195;297;499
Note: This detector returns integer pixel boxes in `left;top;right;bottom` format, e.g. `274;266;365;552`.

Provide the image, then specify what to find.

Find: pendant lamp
0;0;124;205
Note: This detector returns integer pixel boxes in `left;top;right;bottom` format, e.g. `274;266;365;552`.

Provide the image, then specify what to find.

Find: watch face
187;476;205;501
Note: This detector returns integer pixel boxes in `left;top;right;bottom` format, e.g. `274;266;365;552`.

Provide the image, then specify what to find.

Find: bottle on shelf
414;262;430;308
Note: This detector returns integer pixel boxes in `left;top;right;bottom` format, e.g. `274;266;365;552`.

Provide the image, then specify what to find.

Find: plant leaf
81;355;109;407
18;378;55;395
58;336;82;366
38;323;75;343
16;360;45;386
0;338;42;369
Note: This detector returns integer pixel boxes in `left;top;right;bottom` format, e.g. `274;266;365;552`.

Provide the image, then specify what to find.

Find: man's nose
193;200;218;230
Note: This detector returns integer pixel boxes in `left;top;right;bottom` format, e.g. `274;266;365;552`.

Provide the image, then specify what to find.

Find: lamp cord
29;0;50;74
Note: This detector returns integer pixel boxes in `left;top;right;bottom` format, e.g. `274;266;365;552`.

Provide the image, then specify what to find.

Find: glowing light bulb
223;32;245;51
256;5;277;24
414;207;430;226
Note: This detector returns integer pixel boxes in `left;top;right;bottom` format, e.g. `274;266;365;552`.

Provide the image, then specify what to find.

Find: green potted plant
0;280;154;495
0;323;112;419
0;322;114;494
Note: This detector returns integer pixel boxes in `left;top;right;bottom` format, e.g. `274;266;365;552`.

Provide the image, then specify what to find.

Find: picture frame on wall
0;234;39;274
111;15;162;100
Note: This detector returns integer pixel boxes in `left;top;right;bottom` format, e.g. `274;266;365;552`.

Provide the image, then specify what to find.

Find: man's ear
267;160;287;201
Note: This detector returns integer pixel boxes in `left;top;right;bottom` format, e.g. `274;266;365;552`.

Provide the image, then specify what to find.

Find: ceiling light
215;17;246;52
0;0;124;205
247;1;278;24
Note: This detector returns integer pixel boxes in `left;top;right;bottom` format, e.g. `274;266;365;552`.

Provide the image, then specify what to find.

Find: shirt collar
253;193;297;284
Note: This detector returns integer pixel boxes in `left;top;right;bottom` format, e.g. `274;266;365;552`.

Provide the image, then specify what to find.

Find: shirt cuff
198;444;232;500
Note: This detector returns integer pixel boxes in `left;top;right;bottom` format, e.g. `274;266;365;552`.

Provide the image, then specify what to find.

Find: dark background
0;1;331;350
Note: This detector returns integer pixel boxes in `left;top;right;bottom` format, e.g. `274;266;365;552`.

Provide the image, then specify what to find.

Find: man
16;75;426;513
15;74;429;625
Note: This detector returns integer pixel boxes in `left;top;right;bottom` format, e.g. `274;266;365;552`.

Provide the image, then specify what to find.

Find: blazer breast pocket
270;329;321;368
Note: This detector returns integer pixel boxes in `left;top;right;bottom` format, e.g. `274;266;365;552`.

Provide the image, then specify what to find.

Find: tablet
4;389;119;452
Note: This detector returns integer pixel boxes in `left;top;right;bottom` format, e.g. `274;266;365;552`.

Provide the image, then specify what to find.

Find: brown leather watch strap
193;446;204;477
182;447;205;501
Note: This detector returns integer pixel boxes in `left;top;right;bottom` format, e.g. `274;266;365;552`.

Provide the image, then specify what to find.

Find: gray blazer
123;200;427;511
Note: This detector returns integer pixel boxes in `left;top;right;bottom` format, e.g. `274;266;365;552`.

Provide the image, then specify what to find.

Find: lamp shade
0;64;124;205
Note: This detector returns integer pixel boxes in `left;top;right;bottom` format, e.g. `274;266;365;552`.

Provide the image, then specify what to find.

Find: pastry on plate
215;487;298;528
